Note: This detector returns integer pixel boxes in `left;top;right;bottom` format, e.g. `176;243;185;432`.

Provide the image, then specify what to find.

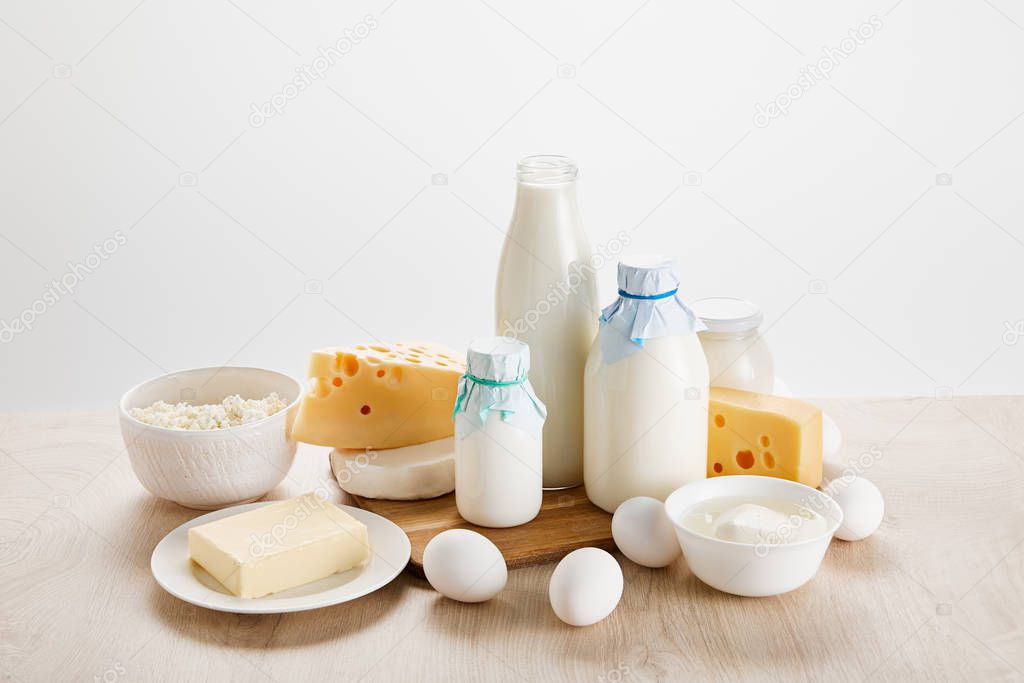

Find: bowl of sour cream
665;475;843;597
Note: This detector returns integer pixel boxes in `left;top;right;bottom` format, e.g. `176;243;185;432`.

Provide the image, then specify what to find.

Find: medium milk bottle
453;337;546;527
583;256;709;513
495;155;598;489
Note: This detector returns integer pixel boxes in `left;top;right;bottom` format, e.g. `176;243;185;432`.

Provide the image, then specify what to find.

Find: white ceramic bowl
119;367;302;510
664;476;843;597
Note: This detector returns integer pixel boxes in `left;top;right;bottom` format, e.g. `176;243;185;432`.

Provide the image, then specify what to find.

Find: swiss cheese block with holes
293;342;466;450
707;387;823;488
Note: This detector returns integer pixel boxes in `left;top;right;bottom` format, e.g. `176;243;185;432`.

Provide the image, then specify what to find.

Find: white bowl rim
665;475;843;550
119;365;303;435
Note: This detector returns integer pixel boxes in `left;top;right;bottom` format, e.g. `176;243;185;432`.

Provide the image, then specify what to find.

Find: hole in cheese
707;387;823;487
407;358;421;364
713;462;723;473
370;345;390;353
389;366;403;384
342;355;360;376
736;450;754;469
714;414;725;428
376;369;385;378
311;377;330;398
360;404;371;415
332;377;343;387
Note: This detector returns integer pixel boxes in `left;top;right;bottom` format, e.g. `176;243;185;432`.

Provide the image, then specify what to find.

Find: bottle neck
513;177;578;202
699;328;761;343
516;154;577;184
510;180;581;231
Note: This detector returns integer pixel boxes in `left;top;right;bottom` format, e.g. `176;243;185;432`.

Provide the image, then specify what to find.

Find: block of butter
708;387;823;488
188;493;370;598
293;342;465;450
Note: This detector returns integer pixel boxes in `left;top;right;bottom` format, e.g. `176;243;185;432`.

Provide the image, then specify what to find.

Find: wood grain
343;484;614;575
1;397;1023;682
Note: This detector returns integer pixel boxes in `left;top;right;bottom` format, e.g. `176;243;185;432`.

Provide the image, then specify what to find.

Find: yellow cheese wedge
293;342;465;449
707;387;823;488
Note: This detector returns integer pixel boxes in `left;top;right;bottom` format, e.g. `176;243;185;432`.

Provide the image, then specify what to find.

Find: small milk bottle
453;337;547;528
583;256;709;513
495;155;598;489
690;297;775;394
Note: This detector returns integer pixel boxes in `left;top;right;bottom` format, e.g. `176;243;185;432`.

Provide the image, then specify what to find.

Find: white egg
823;475;884;541
548;548;623;627
822;412;842;459
423;529;507;602
611;496;681;568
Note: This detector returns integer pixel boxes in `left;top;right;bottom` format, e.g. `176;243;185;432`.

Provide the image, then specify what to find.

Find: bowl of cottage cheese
119;367;302;509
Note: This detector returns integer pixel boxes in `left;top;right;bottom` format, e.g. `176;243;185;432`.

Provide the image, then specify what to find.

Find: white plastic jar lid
690;297;763;334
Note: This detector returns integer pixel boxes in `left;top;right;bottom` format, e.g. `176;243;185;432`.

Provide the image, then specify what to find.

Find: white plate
151;502;411;614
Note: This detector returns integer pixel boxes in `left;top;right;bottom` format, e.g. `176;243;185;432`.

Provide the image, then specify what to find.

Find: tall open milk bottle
584;255;709;513
495;155;598;489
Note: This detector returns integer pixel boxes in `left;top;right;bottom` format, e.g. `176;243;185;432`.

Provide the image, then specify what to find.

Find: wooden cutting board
333;457;614;575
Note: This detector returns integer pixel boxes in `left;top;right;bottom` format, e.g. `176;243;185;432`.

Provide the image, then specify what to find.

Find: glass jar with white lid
690;297;775;394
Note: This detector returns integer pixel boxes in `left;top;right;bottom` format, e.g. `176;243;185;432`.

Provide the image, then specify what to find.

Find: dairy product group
125;153;886;621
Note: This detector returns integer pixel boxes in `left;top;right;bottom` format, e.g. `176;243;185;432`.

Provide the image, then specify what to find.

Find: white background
1;0;1022;411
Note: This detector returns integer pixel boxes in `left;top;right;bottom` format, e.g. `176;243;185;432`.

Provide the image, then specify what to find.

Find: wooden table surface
1;397;1023;682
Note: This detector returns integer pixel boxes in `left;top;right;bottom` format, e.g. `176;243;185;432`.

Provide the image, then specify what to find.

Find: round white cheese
330;437;455;500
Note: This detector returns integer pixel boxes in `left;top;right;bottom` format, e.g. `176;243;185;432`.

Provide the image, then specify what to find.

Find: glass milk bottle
495;155;598;489
453;337;547;527
583;256;709;513
690;297;775;394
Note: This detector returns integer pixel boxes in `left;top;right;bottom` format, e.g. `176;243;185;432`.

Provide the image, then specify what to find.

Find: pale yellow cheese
708;387;823;488
293;342;464;450
188;493;370;598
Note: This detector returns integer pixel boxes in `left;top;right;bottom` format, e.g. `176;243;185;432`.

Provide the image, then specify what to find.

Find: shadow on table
148;571;412;649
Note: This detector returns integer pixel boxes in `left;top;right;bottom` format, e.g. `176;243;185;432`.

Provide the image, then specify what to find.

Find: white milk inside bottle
495;155;598;489
583;256;709;513
691;297;775;394
454;337;546;528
